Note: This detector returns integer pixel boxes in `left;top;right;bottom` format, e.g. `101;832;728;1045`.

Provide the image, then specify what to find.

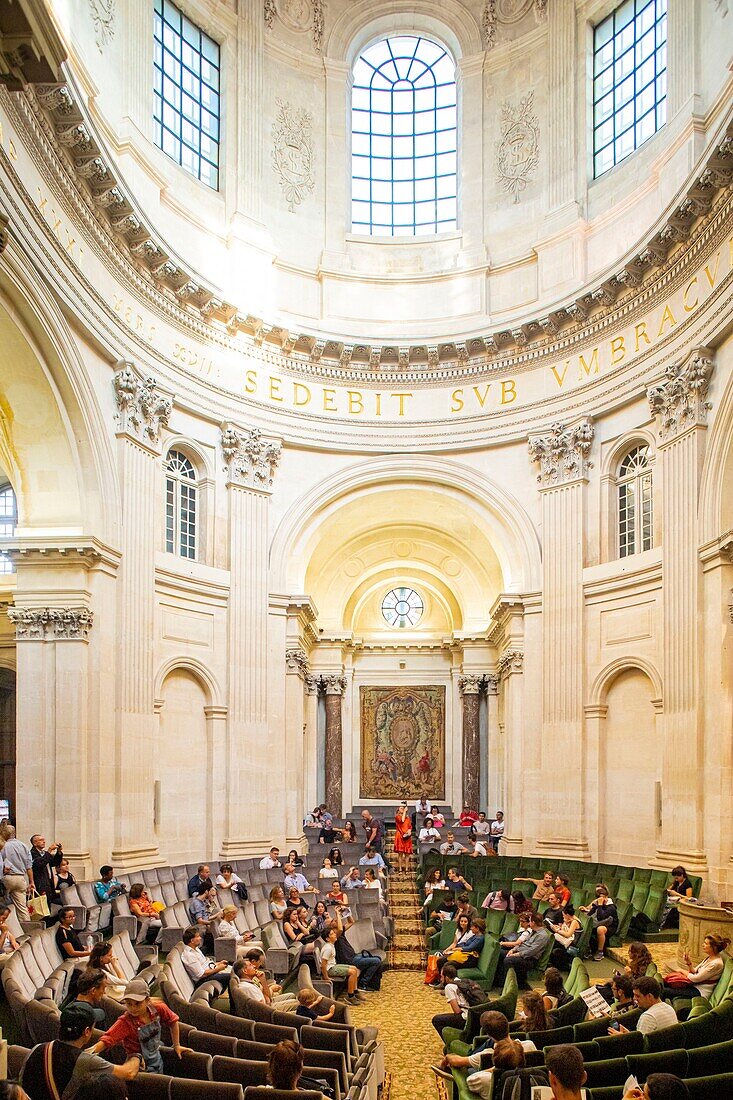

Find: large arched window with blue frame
351;36;457;238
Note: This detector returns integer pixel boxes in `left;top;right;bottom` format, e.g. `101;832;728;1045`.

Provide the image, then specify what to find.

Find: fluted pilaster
546;0;576;211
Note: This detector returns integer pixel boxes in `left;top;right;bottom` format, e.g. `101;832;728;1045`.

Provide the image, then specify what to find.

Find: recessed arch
600;427;657;480
154;656;223;710
327;0;482;66
589;656;663;710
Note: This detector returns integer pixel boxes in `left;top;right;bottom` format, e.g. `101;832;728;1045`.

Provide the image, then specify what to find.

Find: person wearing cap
21;1002;140;1099
68;968;108;1026
91;979;184;1073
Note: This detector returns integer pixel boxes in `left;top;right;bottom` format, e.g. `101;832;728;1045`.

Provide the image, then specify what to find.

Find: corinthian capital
528;418;595;486
459;674;485;695
647;348;714;441
7;606;93;640
113;362;172;450
497;648;523;677
323;675;346;696
286;647;310;676
220;423;281;492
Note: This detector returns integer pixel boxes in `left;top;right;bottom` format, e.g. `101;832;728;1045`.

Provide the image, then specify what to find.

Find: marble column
220;422;282;857
529;418;594;859
324;675;346;816
284;635;314;849
112;364;173;869
304;674;321;821
648;349;714;873
459;674;484;810
485;673;501;817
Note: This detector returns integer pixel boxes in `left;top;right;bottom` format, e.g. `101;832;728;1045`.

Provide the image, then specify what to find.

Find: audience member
470;811;492;839
69;969;108;1026
216;863;247;899
609;974;635;1014
624;941;654;981
500;911;551;988
22;1002;140;1099
555;873;572;907
440;1009;537;1072
517;989;549;1033
359;846;387;875
231;954;269;1003
482;888;513;911
1;827;34;921
624;1074;690;1099
241;947;297;1008
662;933;729;999
128;883;163;944
93;866;125;903
318;814;339;845
296;986;336;1021
340;865;365;890
341;820;357;842
430;806;446;827
269;884;287;920
446;866;473;893
0;903;20;964
361;809;385;852
287;849;304;867
415;794;431;822
328;846;344;866
29;835;63;903
514;869;556;902
259;846;281;869
186;864;211;897
319;925;365;1004
611;976;677;1036
542;967;572;1012
218;904;256;955
423;868;446;906
334;910;383;990
319;856;339;882
550;904;582;969
489;810;505;851
55;907;91;961
180;926;230;990
283;862;317;894
431;963;470;1037
456;805;478;826
511;890;533;916
467;835;492;858
188;882;222;947
419;817;442;843
92;979;185;1072
543;892;565;929
267;1040;303;1090
455;892;479;924
53;857;76;903
579;887;618;960
88;942;126;997
662;866;695;928
545;1044;588;1100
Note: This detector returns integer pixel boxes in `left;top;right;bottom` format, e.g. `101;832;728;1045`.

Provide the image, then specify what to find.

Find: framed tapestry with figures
359;685;446;800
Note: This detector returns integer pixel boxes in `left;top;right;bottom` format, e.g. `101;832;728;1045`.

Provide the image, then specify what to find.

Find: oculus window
593;0;667;179
154;0;220;189
0;484;16;575
165;450;197;560
618;445;653;557
382;587;424;628
351;36;457;237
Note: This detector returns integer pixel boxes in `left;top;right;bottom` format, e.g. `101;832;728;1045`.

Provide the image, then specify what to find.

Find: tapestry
359;685;445;800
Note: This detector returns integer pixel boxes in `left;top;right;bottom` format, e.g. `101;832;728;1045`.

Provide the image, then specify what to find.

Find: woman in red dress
394;801;413;872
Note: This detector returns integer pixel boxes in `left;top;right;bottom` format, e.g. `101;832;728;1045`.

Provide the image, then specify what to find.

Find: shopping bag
27;890;50;919
425;953;439;984
151;901;165;913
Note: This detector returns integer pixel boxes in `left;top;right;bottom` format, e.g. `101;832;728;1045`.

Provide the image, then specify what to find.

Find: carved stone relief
528;418;595;486
497;648;524;677
220;424;282;491
264;0;324;52
271;99;315;212
113;364;172;448
495;91;539;203
647;350;714;441
89;0;116;52
8;606;94;640
483;0;546;49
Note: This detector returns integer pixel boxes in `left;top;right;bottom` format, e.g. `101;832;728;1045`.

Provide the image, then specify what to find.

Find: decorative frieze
528;418;595;486
459;674;485;695
113;363;172;448
647;349;714;441
497;648;524;677
323;675;346;696
220;424;282;491
8;606;94;640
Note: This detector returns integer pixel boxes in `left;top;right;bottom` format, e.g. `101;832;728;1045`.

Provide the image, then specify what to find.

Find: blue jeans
352;953;382;990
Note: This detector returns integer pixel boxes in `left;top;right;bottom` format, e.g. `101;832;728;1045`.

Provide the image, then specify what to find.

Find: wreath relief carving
495;90;539;203
271;98;315;212
89;0;116;51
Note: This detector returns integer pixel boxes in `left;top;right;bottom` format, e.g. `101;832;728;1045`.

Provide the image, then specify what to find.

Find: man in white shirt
180;926;231;990
612;977;677;1037
471;812;492;838
431;964;470;1038
283;864;317;893
231;956;266;1002
259;847;282;870
489;811;505;851
2;827;34;921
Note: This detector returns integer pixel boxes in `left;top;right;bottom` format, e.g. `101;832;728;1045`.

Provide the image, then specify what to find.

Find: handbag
27;889;51;919
402;830;413;840
664;971;693;986
447;949;472;964
151;901;165;913
425;953;440;984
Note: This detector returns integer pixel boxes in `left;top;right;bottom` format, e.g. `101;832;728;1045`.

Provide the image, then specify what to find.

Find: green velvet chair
643;1021;687;1052
565;958;590;997
593;1030;645;1058
625;1048;689;1082
457;935;500;989
684;1072;733;1099
686;1037;733;1077
583;1057;630;1089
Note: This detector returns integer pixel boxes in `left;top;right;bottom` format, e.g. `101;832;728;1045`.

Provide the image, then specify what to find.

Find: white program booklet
580;985;613;1017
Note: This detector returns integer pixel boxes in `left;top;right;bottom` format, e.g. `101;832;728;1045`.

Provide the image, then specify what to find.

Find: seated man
499;910;532;955
440;831;466;856
359;846;387;875
180;925;230;989
21;1002;140;1100
283;862;317;894
240;947;297;1009
431;964;470;1037
187;864;212;897
340;866;365;891
624;1074;690;1100
437;1033;529;1100
579;888;618;961
456;805;479;827
611;976;677;1036
545;1044;589;1100
93;866;126;903
259;847;282;870
470;811;492;839
440;1009;537;1072
231;954;268;1003
455;891;479;925
188;882;222;952
543;892;565;930
335;911;383;991
514;869;556;902
610;973;636;1014
69;969;108;1026
500;911;551;988
467;835;492;858
489;811;505;851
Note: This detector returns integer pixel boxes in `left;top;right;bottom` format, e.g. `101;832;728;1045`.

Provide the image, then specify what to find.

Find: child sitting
296;986;336;1021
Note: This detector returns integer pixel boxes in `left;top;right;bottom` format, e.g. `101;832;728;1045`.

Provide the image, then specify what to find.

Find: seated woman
282;906;316;958
662;865;695;928
216;863;247;899
429;914;478;982
325;879;350;917
287;848;304;868
624;941;654;981
430;806;446;827
52;857;76;904
128;883;163;944
481;887;513;911
269;884;287;920
217;905;257;956
318;856;339;883
511;890;533;916
341;820;357;842
328;846;344;867
516;989;550;1034
267;1039;304;1091
363;866;387;909
542;967;572;1013
662;933;729;1000
88;941;127;997
419;816;442;843
579;888;618;961
310;899;334;937
424;867;446;905
0;905;19;967
549;904;582;970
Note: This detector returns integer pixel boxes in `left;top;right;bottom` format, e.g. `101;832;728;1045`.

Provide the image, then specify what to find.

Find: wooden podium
678;899;733;959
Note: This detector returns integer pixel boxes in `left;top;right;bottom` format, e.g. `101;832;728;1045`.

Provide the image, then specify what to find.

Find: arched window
0;484;17;575
351;36;457;237
165;450;197;560
618;445;653;557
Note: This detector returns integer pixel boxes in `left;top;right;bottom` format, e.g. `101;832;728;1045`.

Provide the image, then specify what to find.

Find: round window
381;587;424;628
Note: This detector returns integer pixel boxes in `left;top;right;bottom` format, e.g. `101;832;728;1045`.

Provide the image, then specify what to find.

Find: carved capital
528;418;595;486
485;673;500;696
7;606;93;640
647;348;714;441
113;363;172;449
497;648;524;678
323;675;346;696
459;673;485;695
305;674;320;696
286;647;309;676
220;423;281;492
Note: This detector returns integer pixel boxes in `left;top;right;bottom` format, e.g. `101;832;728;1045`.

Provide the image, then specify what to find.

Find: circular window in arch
382;587;424;628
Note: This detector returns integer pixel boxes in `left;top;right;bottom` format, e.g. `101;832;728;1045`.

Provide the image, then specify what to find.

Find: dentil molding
7;606;94;640
647;348;714;441
528;418;595;486
220;423;282;491
113;363;173;449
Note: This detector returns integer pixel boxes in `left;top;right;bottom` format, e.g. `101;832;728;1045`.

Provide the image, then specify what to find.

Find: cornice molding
6;74;732;381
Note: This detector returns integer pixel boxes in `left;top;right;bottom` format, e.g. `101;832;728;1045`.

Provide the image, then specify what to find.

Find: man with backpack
431;963;484;1037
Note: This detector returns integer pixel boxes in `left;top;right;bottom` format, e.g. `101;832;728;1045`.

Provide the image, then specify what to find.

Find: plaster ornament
8;606;94;640
497;648;524;677
647;351;714;441
271;99;315;212
220;424;282;490
495;91;539;203
482;1;498;49
286;648;310;675
278;0;312;31
459;674;485;695
113;365;172;446
264;0;277;30
312;0;324;52
323;675;346;695
89;0;116;51
528;418;595;486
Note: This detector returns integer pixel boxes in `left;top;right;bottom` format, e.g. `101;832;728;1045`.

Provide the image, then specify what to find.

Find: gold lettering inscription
683;277;699;312
551;362;570;388
610;336;626;365
657;303;677;337
375;393;382;417
634;322;651;351
451;388;464;413
704;251;720;289
293;382;311;407
391;392;413;416
323;388;337;412
269;376;283;402
578;348;600;377
472;384;491;408
348;390;364;415
500;379;516;405
245;369;257;394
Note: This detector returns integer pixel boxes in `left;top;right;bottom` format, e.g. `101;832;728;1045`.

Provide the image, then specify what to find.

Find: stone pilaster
220;423;282;858
283;597;316;848
648;349;713;873
240;2;265;221
113;363;172;869
485;673;501;817
529;418;594;859
497;647;524;856
545;0;576;215
304;673;321;823
323;674;346;816
459;674;484;810
667;0;699;118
